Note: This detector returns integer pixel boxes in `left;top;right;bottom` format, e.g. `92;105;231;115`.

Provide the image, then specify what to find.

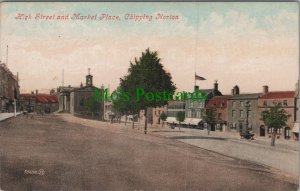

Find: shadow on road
151;130;186;133
169;136;228;140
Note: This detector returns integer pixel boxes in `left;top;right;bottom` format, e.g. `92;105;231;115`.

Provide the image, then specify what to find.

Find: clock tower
86;68;93;86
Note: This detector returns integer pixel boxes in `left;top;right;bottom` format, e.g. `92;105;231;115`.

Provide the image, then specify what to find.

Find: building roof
199;89;222;96
260;91;295;99
20;94;58;103
228;93;261;100
20;94;36;99
71;85;100;92
206;95;231;109
36;95;58;103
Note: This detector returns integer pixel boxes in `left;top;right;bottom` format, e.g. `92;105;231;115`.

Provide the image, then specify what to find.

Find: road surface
0;114;298;191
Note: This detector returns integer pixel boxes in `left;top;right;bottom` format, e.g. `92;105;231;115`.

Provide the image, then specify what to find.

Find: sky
0;2;299;94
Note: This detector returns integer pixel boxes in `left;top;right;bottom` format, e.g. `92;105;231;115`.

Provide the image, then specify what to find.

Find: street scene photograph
0;2;299;191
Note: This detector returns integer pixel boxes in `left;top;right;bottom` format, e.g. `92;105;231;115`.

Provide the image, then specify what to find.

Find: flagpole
194;72;196;87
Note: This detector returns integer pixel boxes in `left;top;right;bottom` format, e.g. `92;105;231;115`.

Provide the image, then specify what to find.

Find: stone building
184;81;222;128
257;85;296;140
69;70;104;120
57;86;78;112
293;82;299;140
19;93;36;112
227;85;261;134
166;100;185;124
206;95;231;131
152;106;167;125
0;63;20;112
19;90;59;113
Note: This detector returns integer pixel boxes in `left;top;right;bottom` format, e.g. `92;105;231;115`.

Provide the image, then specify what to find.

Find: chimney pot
263;85;269;94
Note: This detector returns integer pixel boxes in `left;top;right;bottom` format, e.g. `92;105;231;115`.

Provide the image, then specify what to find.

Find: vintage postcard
0;1;299;191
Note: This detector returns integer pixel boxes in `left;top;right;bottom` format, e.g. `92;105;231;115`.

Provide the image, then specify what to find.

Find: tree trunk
207;124;210;135
144;109;148;134
125;115;127;126
132;120;134;129
271;130;277;146
179;122;181;131
162;121;164;128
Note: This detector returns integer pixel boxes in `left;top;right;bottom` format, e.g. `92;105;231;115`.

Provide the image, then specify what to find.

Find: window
218;113;222;119
285;127;291;139
230;123;236;130
283;100;288;106
232;110;236;118
268;127;274;133
240;101;244;107
158;110;161;115
232;101;236;107
239;123;243;132
277;128;282;134
248;124;253;130
240;110;244;118
263;101;267;107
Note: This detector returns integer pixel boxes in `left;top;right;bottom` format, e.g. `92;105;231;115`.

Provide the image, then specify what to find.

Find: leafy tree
160;112;167;128
119;48;176;134
111;88;138;128
204;108;217;135
261;104;290;146
176;111;185;131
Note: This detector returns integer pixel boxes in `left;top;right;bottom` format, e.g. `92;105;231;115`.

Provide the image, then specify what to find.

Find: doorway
260;126;265;136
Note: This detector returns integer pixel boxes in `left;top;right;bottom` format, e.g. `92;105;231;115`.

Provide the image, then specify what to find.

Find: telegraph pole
6;45;8;66
62;68;64;86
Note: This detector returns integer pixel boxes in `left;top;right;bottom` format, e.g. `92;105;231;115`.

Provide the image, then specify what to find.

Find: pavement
143;125;299;177
0;112;22;121
0;113;298;190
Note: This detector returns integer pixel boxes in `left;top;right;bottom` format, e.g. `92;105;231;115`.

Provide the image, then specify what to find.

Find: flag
195;74;206;80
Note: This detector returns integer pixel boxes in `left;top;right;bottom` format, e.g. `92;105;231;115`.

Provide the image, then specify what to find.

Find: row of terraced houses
160;81;299;141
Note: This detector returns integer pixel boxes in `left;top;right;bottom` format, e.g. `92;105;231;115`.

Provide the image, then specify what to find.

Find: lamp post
245;101;250;134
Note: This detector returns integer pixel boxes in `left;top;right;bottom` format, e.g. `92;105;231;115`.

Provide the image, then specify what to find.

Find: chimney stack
263;85;269;94
214;80;218;90
232;85;239;95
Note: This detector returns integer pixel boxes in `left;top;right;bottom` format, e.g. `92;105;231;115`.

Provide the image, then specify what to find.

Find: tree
176;111;185;131
119;48;176;134
160;112;167;128
261;104;290;146
203;108;217;135
111;88;138;128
